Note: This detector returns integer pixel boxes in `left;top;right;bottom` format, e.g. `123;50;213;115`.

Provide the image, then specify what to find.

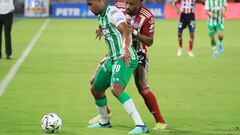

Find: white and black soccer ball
41;113;62;133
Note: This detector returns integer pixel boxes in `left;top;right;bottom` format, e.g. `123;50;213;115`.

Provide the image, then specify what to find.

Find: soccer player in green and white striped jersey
205;0;227;57
86;0;148;134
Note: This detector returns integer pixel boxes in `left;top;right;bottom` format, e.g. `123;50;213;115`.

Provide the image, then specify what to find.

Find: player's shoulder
108;6;122;15
115;0;126;8
139;6;154;19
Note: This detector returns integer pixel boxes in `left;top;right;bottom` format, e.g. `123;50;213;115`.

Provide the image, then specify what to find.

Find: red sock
189;39;193;51
141;87;165;123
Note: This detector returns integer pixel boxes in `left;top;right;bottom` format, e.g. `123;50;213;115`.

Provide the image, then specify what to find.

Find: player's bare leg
211;35;218;57
88;87;112;128
218;30;224;53
88;60;112;125
188;32;194;57
111;84;148;134
177;33;183;56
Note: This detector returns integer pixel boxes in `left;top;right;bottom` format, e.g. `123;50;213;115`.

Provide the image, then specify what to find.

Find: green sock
95;96;107;107
211;40;216;47
117;92;131;104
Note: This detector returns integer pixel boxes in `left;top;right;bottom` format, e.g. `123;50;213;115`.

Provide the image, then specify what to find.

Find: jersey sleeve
205;0;209;11
223;0;227;8
141;16;155;37
108;7;126;27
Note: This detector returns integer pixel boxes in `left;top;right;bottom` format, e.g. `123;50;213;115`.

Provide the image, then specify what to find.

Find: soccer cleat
188;51;194;57
177;48;183;56
153;123;167;130
213;51;218;57
128;125;149;134
88;113;112;125
88;122;112;128
219;43;224;53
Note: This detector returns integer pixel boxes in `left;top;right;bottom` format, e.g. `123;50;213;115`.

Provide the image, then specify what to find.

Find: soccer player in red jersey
172;0;196;57
89;0;167;130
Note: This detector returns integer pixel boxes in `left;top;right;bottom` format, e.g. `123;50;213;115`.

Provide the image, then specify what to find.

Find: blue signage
52;3;165;19
52;3;95;18
144;4;164;19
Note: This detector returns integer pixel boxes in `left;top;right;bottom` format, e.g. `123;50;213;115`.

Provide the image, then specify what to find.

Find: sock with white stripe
117;92;144;126
95;96;109;124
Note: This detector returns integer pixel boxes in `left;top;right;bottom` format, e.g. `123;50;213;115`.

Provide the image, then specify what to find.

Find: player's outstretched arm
171;0;180;15
222;6;227;17
95;25;103;40
205;10;216;18
117;22;131;66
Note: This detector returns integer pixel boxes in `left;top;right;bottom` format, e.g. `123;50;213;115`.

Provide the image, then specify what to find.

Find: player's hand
128;26;134;34
175;8;180;15
222;8;227;17
95;27;103;40
209;12;216;18
119;47;130;66
126;14;132;26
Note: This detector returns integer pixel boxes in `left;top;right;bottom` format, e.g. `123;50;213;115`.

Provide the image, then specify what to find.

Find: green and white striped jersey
205;0;227;26
98;5;135;60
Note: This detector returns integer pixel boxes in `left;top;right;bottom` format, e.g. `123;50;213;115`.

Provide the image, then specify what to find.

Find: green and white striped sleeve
223;0;227;8
205;0;210;11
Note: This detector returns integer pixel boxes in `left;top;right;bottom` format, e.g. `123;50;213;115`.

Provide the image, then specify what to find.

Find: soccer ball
41;113;62;133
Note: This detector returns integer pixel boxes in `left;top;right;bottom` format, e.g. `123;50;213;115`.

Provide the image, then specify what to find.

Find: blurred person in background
0;0;14;59
172;0;196;57
205;0;227;57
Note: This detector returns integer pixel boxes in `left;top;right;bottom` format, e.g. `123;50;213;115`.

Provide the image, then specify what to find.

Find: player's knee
90;86;96;95
211;36;215;41
89;81;93;85
90;86;102;98
111;84;124;97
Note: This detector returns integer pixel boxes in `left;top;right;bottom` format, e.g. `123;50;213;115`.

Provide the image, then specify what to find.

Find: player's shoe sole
88;113;112;125
153;123;167;130
128;125;149;134
88;122;112;128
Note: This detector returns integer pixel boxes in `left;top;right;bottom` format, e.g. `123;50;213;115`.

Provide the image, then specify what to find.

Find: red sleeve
141;16;155;38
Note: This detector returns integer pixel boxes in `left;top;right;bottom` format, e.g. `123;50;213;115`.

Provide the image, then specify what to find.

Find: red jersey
115;0;126;14
115;1;154;53
129;6;154;54
180;0;196;14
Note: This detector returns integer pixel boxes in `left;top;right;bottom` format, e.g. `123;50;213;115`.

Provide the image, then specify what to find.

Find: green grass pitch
0;19;240;135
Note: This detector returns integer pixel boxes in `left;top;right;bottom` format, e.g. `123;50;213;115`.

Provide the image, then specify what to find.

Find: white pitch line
0;19;49;96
